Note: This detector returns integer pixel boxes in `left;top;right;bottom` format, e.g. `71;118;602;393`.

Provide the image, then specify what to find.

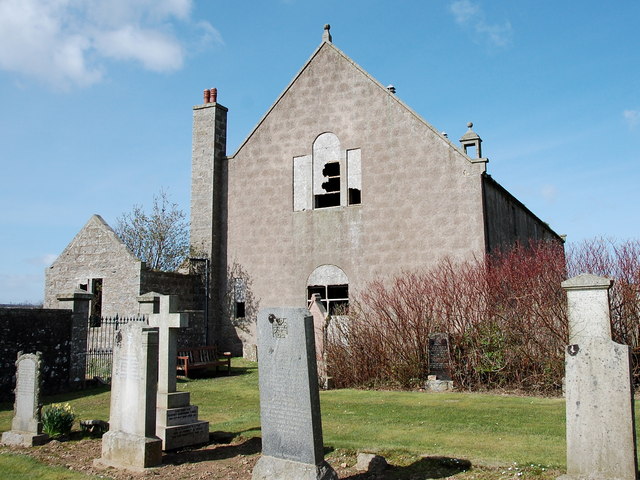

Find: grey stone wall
0;308;72;401
482;174;562;252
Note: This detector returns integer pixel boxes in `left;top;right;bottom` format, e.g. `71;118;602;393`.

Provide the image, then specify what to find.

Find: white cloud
25;253;59;267
0;0;221;89
623;110;639;129
94;26;184;72
450;0;512;48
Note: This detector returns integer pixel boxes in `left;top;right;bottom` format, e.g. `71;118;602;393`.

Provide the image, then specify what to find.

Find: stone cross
1;352;49;446
252;307;337;480
141;293;209;450
147;295;188;395
95;323;162;471
558;274;637;480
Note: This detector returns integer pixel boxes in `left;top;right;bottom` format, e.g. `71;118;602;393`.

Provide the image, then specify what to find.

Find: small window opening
464;144;476;158
79;283;87;291
235;302;245;318
348;188;361;205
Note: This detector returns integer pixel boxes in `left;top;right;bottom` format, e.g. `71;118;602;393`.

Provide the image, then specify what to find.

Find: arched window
307;265;349;315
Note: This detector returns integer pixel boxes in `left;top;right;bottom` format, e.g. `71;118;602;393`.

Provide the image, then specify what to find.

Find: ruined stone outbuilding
44;215;206;347
191;26;563;355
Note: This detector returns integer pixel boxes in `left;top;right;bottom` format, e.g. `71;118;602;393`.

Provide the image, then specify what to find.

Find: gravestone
1;352;49;446
95;323;162;471
426;333;454;392
558;274;637;480
252;307;337;480
143;293;209;450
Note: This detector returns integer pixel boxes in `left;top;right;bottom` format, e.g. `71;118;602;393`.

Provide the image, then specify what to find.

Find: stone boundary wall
0;308;72;401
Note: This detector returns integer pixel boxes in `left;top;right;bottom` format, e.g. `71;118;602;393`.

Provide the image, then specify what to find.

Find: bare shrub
326;240;568;393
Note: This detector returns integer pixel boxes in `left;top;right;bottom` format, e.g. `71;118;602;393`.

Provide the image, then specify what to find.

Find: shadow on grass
342;456;472;480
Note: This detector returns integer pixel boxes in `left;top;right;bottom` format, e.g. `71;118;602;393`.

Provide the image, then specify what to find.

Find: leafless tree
115;189;189;271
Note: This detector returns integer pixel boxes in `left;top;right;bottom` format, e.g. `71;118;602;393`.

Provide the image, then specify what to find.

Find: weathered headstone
143;293;209;450
558;274;637;480
426;333;454;392
95;323;162;471
252;307;338;480
1;352;49;446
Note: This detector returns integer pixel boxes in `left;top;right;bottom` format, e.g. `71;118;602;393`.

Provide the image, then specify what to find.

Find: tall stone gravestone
252;307;337;480
559;274;637;480
143;293;209;450
1;352;49;446
95;323;162;471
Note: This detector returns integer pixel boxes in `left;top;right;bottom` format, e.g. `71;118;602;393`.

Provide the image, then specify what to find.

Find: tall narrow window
234;277;246;319
89;278;103;326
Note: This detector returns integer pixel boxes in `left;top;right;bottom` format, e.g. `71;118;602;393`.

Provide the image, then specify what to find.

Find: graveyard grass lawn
0;358;629;480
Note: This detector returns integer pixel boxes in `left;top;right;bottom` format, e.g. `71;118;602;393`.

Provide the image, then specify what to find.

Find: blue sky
1;0;639;304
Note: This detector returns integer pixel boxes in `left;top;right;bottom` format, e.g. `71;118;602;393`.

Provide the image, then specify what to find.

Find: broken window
293;134;362;211
313;133;342;208
307;284;349;315
347;149;361;205
307;265;349;315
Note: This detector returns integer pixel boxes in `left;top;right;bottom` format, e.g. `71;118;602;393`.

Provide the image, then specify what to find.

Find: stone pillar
191;96;228;346
559;274;637;480
308;294;329;389
252;307;337;480
56;290;93;385
95;323;162;471
1;352;49;446
142;293;209;450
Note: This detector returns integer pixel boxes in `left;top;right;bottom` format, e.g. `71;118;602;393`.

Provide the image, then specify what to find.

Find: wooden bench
177;346;232;377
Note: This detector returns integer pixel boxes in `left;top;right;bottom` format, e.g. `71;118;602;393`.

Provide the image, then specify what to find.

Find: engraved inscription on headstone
269;313;288;338
252;307;337;480
428;333;452;381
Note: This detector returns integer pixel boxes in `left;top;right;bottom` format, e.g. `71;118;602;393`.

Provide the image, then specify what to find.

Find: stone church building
191;26;561;354
44;27;561;356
